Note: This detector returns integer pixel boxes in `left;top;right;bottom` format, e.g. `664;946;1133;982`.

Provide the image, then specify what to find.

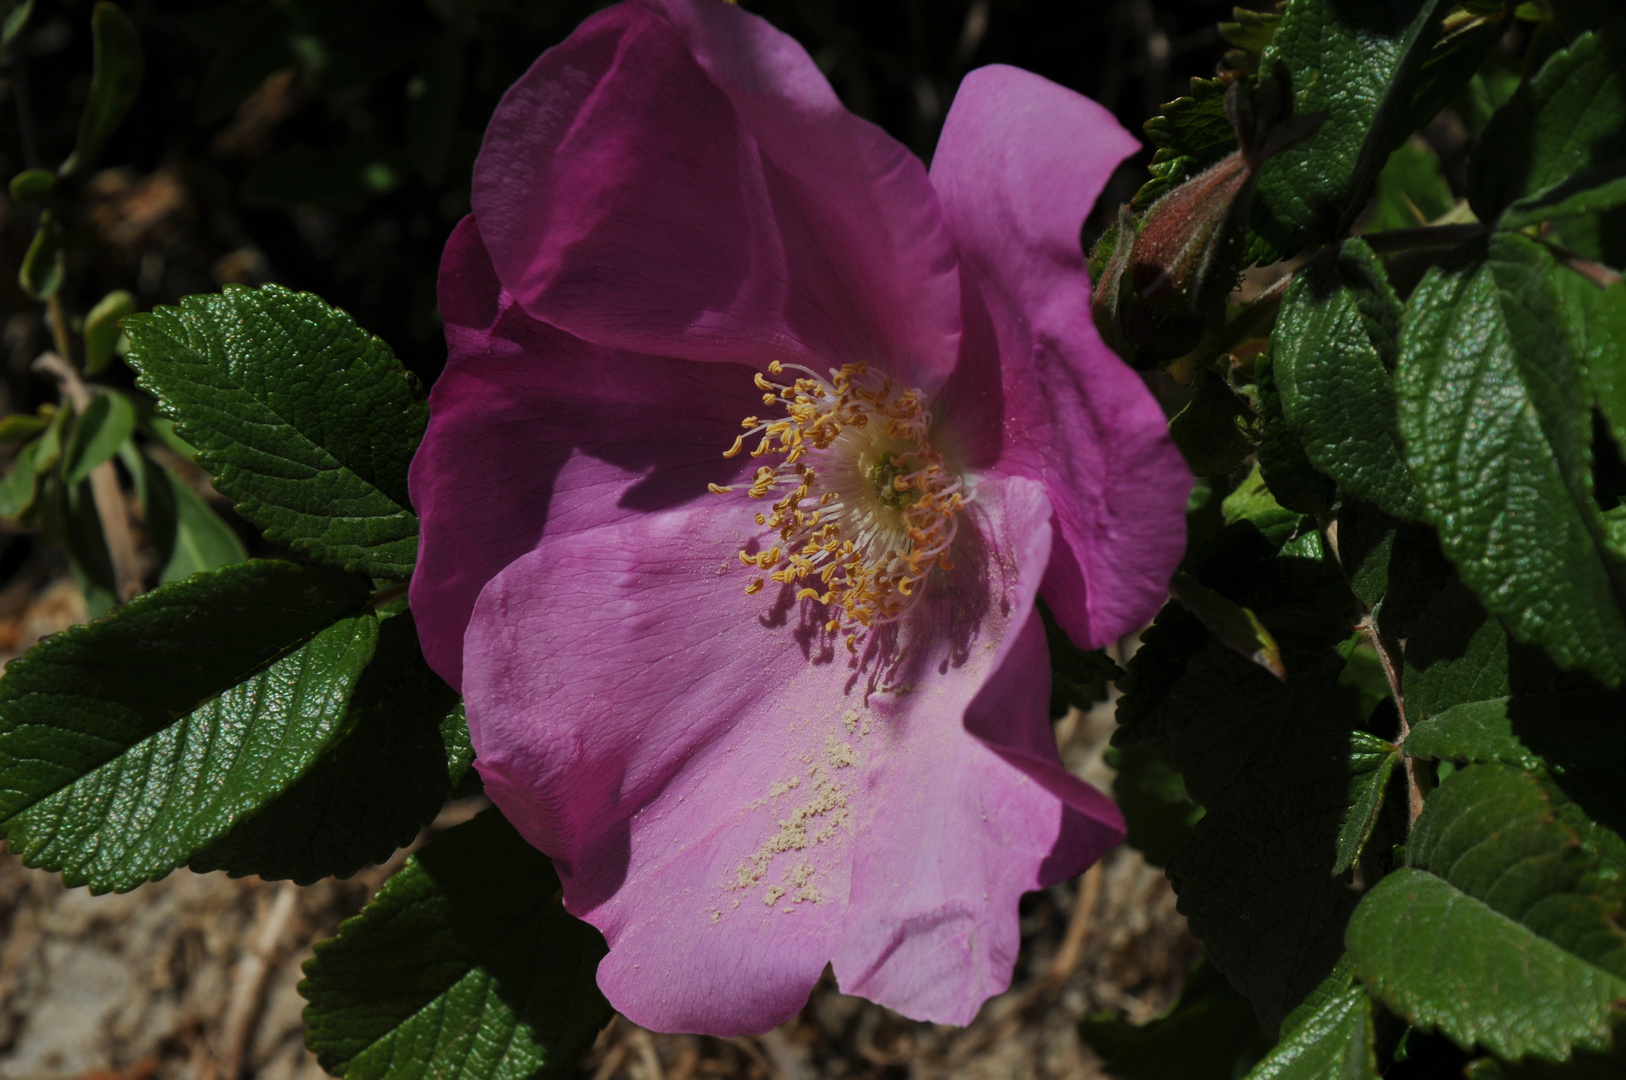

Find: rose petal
471;0;960;392
831;477;1123;1024
462;469;1093;1032
930;65;1191;649
410;217;763;688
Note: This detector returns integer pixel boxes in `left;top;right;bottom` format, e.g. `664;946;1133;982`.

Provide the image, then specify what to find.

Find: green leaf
124;285;427;580
1332;732;1399;877
1164;664;1374;1032
1369;521;1454;642
1171;572;1286;679
1397;7;1511;139
1115;500;1372;1030
1395;233;1626;687
1106;742;1204;868
1469;29;1626;222
117;444;248;583
1153;533;1369;1030
1347;765;1626;1062
8;167;54;205
1273;238;1422;522
1403;689;1626;844
192;612;461;884
1244;984;1377;1080
19;209;63;301
1561;274;1626;456
1220;6;1284;75
1;0;34;50
441;703;477;797
61;2;145;178
1363;139;1455;233
300;809;611;1080
1499;163;1626;231
1253;0;1488;251
1080;962;1271;1080
1335;501;1398;609
0;407;67;519
60;477;117;616
1254;346;1336;516
0;411;49;444
84;290;137;376
1135;76;1238;211
0;560;377;892
0;436;45;518
62;391;136;487
1400;577;1509;720
1404;697;1545;769
1041;599;1122;717
1169;372;1259;478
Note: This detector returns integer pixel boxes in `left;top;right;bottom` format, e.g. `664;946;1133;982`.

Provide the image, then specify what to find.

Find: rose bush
409;0;1190;1035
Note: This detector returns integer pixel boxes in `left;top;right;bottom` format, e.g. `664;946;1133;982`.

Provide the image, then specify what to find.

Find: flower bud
1092;66;1322;368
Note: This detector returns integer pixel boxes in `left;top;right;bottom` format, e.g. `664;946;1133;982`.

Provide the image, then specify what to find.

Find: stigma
709;361;965;650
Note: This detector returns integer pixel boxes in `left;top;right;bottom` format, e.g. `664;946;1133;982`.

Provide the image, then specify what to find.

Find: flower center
709;361;965;651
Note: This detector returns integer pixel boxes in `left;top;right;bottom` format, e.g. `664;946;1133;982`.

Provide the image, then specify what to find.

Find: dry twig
216;880;301;1080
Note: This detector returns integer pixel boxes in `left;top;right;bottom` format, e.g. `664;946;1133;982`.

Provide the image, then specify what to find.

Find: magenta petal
409;217;762;689
931;65;1191;649
471;0;960;391
831;476;1122;1024
461;466;1098;1033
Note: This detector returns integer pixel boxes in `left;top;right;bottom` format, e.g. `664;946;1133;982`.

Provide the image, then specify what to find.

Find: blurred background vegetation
0;0;1234;388
0;0;1238;620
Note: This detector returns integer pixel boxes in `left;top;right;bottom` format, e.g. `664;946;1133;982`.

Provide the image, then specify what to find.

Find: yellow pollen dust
712;360;965;643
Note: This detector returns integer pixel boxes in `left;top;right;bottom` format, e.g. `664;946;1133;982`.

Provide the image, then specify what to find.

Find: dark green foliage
1395;234;1626;687
1170;372;1258;478
1272;240;1422;522
1253;347;1335;516
1042;600;1123;718
1348;766;1626;1062
1245;979;1377;1079
125;286;428;581
60;2;144;177
300;810;612;1080
1363;140;1455;233
1469;29;1626;223
1106;742;1204;868
0;561;377;891
62;392;135;487
1251;0;1489;252
1136;76;1238;211
191;612;464;884
1123;509;1370;1032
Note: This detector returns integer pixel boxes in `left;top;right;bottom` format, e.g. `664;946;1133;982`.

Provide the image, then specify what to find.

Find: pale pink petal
471;0;960;392
831;480;1123;1023
463;471;1102;1033
930;65;1191;649
409;217;762;689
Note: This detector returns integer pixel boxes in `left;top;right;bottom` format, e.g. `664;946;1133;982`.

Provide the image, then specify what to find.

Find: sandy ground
0;579;1195;1080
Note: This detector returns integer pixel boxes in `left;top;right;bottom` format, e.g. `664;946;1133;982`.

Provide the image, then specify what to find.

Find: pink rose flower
409;0;1190;1036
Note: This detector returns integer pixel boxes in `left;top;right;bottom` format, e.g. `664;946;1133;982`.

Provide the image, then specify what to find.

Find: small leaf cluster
1081;0;1626;1075
0;283;609;1078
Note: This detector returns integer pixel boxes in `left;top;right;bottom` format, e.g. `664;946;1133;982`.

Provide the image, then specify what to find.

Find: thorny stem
1359;616;1424;828
1360;223;1490;254
33;351;143;605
